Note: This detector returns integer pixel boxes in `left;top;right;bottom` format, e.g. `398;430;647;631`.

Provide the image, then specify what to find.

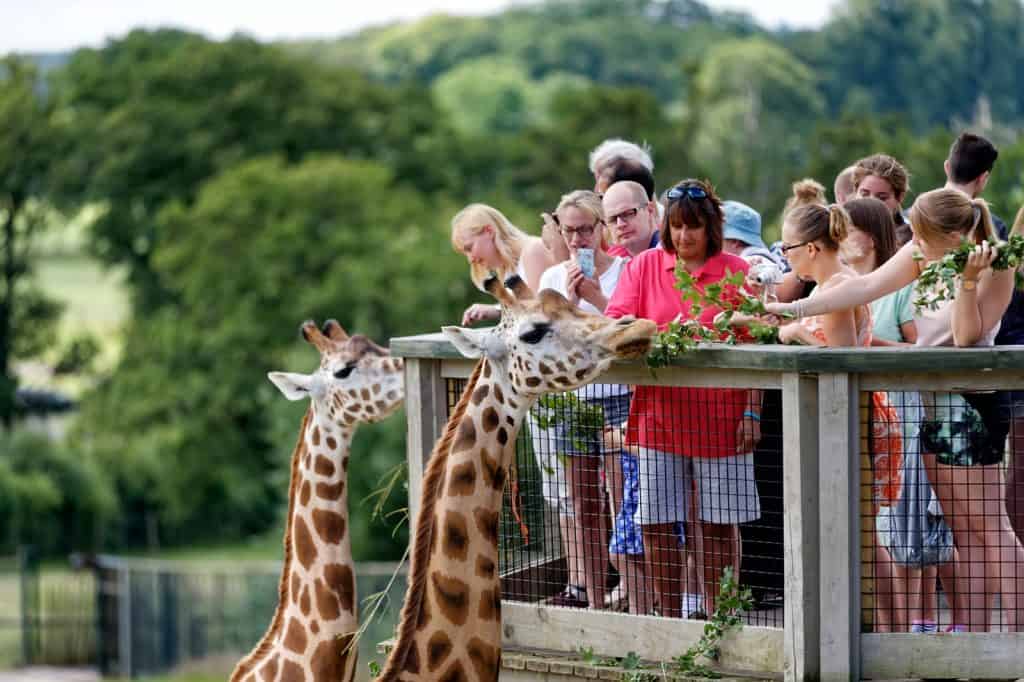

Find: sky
2;0;840;54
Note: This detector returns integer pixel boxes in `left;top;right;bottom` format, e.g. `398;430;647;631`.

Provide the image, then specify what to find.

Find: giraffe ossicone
230;319;404;682
379;275;656;682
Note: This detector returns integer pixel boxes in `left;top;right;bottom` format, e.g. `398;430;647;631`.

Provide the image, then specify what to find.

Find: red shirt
605;247;751;457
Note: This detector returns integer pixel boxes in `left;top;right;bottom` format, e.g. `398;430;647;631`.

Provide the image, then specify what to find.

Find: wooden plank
859;368;1024;391
500;555;566;603
442;359;782;389
391;332;1024;374
501;602;784;674
816;373;860;682
403;358;447;525
781;373;819;682
861;632;1024;679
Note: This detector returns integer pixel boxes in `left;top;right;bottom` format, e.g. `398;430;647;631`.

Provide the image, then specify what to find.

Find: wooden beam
403;358;447;525
816;373;860;682
781;373;819;682
501;602;784;675
861;632;1024;679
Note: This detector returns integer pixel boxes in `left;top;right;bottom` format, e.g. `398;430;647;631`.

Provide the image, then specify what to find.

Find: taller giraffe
231;320;404;682
379;275;656;681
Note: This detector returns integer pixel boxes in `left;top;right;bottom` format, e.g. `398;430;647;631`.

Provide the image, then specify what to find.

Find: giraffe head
268;319;404;424
442;274;656;395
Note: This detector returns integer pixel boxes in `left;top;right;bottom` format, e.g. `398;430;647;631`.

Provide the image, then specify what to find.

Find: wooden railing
391;334;1024;681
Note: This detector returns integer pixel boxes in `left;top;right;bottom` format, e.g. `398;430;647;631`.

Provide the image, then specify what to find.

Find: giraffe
378;274;656;681
230;319;405;682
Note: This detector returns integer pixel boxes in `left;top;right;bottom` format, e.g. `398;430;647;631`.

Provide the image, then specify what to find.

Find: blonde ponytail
828;203;850;245
969;198;997;244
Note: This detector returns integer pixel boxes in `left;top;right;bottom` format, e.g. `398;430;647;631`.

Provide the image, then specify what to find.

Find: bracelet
742;410;761;421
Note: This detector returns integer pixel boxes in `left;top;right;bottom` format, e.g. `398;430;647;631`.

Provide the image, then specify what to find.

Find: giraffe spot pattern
479;449;506;491
372;383;382;395
575;368;589;380
299;584;311;616
474;507;500;547
439;659;468;682
492;385;504;404
452;417;476;453
447;460;477;497
310;620;319;635
374;400;388;411
471;384;490;405
259;654;278;681
360;388;371;400
316;480;345;500
312;426;321;446
416;591;432;631
426;630;453;672
554;375;572;386
311;637;352;680
525;376;541;388
431;572;470;626
324;563;355;613
481;407;499;433
294;517;317;570
283;617;307;654
442;510;469;561
314;456;335;477
477;588;501;621
482;362;492;379
279;659;304;682
312;509;346;544
496;427;508;446
290;574;301;603
475;555;496;579
505;415;514;426
314;577;341;621
326;436;338;450
342;456;349;472
556;361;568;372
468;636;501;681
299;480;311;506
538;362;553;375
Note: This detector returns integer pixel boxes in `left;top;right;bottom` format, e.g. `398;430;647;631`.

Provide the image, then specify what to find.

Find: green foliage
533;393;605;452
647;269;778;368
670;566;754;677
914;234;1024;311
0;428;116;554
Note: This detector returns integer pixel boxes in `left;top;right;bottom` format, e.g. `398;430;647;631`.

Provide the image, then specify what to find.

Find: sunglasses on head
666;184;708;202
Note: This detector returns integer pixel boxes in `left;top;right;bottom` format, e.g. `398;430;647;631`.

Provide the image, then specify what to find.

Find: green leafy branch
533;393;605;453
914;234;1024;311
647;266;779;368
670;566;754;678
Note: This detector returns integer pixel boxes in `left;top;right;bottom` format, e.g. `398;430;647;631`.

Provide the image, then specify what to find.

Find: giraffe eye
334;365;355;379
518;325;550;345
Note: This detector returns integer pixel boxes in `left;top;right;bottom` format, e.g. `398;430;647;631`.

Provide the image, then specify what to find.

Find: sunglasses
779;239;818;254
666;184;708;202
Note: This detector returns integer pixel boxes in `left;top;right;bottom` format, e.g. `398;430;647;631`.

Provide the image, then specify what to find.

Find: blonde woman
451;203;560;325
766;188;1024;631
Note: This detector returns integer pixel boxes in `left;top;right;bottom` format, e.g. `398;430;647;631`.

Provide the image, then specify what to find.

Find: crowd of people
450;132;1024;633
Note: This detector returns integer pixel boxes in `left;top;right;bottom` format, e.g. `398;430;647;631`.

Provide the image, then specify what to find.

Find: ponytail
969;198;997;244
828;203;850;246
1012;205;1024;238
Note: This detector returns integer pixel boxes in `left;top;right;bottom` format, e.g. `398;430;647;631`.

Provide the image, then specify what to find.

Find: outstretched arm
767;243;919;319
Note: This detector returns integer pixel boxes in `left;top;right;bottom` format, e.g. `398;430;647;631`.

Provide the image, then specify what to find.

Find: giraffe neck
381;359;531;681
230;407;360;682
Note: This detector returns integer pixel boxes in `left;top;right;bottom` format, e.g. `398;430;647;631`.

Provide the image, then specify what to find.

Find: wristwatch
961;278;978;291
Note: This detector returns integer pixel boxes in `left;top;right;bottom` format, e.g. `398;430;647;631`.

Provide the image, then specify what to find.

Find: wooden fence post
817;373;860;682
403;358;447;525
782;372;819;682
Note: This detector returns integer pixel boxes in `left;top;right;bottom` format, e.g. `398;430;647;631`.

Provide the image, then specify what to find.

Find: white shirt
538;256;629;398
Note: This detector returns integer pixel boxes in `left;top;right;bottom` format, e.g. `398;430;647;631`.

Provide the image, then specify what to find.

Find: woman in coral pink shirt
605;179;762;618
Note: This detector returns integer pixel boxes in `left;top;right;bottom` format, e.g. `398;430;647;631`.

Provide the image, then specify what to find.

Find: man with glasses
603;180;660;259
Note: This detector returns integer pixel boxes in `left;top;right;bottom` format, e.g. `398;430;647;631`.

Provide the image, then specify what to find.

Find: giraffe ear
442;326;487;359
268;372;312;401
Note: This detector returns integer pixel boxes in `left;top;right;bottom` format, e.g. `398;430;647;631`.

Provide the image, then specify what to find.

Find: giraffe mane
380;359;486;679
229;407;312;682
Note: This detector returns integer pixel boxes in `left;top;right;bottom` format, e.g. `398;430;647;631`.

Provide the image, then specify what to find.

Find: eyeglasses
560;223;600;238
779;240;817;254
608;206;644;224
666;184;708;202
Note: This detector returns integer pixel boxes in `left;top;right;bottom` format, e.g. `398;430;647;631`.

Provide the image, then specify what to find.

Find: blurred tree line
2;0;1024;559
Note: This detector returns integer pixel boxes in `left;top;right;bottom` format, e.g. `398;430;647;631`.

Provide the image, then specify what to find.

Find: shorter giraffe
379;275;656;681
230;320;404;682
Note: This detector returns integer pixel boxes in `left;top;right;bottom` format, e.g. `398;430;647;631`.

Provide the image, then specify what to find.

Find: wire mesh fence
445;377;785;627
859;387;1024;634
